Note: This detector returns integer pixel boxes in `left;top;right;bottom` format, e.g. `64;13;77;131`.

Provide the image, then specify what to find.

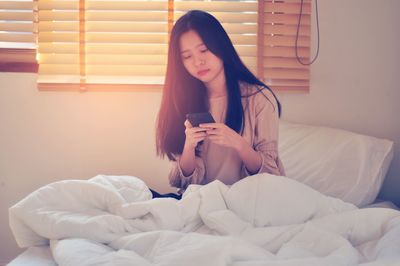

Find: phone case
186;112;215;127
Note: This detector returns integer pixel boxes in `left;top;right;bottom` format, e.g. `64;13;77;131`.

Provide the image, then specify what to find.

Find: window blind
260;0;310;91
0;0;37;71
34;0;310;91
174;0;258;75
37;0;169;89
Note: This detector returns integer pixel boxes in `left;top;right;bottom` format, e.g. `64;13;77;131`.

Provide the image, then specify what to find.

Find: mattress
7;246;55;266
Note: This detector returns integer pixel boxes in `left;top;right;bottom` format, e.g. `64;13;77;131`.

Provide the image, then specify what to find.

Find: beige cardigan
169;82;285;193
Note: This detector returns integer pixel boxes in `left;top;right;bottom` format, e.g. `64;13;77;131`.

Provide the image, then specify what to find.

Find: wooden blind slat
0;22;34;32
39;64;79;75
265;13;310;25
86;22;167;32
38;1;78;10
86;1;167;10
86;54;167;65
264;47;309;58
0;33;35;43
264;2;311;14
85;33;168;43
264;24;310;36
40;54;79;64
234;45;257;56
0;1;34;9
264;35;310;47
38;21;78;32
86;11;168;21
86;44;168;54
264;68;309;80
0;11;34;21
174;1;257;12
38;11;78;21
174;12;257;23
38;32;78;42
87;65;166;76
264;57;309;69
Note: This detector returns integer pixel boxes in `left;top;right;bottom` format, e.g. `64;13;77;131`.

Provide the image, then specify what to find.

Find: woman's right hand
183;120;207;150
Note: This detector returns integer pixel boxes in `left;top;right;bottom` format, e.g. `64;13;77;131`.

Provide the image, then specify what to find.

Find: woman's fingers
199;122;220;129
185;120;235;147
186;126;207;134
185;128;207;140
194;135;207;142
204;128;220;135
184;119;193;128
193;131;207;137
207;135;222;141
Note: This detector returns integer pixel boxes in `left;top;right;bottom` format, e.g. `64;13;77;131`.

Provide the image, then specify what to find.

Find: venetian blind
260;0;310;91
36;0;310;91
0;0;37;71
37;0;169;89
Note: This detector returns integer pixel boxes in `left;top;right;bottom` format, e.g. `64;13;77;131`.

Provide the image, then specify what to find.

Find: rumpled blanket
9;174;400;265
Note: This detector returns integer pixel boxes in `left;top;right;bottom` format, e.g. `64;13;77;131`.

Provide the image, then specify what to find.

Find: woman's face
179;30;224;85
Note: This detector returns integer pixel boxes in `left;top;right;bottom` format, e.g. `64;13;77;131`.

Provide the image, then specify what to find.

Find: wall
1;0;400;263
0;76;173;263
276;0;400;205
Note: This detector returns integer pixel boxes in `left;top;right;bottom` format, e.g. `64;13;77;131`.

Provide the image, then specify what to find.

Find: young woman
155;10;285;198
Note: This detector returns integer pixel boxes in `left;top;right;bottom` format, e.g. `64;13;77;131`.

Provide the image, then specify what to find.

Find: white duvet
9;174;400;266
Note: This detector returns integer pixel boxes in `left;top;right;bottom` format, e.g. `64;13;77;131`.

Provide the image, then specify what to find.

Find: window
37;0;168;90
1;0;311;92
0;0;38;72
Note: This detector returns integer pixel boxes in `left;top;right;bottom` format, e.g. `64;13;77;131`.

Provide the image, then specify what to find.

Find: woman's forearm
236;139;262;175
179;145;196;176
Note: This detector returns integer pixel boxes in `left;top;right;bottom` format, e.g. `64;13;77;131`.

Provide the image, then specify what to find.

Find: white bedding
7;246;56;266
9;174;400;266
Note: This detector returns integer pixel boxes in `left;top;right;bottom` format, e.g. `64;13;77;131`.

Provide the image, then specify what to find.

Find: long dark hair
156;10;281;160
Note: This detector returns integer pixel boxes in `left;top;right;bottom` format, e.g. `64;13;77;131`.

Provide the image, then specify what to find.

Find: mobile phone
186;112;215;127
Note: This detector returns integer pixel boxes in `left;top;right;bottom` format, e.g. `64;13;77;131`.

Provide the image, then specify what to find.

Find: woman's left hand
199;123;245;151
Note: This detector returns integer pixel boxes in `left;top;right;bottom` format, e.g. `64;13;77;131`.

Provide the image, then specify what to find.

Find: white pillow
278;121;394;207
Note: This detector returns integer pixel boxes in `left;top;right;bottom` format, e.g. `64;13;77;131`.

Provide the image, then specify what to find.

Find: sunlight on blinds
0;0;36;47
37;0;168;87
262;0;310;91
35;0;310;91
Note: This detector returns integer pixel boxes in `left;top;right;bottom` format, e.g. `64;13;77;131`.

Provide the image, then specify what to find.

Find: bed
7;246;55;266
8;121;399;266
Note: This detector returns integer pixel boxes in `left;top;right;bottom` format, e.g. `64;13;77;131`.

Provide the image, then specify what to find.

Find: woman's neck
205;70;228;98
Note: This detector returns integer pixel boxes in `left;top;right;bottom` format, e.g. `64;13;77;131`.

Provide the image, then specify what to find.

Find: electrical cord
295;0;320;65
